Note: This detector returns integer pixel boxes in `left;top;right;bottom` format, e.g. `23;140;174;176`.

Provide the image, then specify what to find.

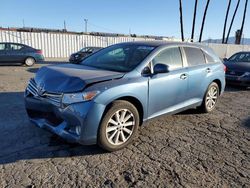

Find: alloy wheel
205;85;218;111
25;57;35;66
105;109;135;146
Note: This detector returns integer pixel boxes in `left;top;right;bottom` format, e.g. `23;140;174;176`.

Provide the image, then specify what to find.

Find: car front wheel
98;100;140;151
25;57;35;66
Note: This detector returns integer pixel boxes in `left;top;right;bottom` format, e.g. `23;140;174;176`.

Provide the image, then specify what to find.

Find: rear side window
184;47;206;66
152;47;183;70
204;52;214;63
0;44;5;50
204;47;221;63
10;44;23;50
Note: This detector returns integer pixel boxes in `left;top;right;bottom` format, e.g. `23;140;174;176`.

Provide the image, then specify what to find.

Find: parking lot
0;62;249;187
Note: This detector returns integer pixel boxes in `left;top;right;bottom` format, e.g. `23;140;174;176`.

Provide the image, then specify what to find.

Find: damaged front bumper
24;93;106;145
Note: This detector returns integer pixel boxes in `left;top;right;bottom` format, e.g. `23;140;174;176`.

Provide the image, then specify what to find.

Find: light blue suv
25;41;225;151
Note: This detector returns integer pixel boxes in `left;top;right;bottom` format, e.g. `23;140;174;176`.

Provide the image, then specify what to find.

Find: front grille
44;93;62;107
226;70;244;76
27;79;62;107
27;79;38;96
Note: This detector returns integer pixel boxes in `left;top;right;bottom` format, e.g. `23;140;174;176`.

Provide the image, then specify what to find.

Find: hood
224;61;250;72
34;64;124;93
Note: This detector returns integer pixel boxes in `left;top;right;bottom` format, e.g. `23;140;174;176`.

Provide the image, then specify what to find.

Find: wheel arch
212;79;222;95
103;96;144;126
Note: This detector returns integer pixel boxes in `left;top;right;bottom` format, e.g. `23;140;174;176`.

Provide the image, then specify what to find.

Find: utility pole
64;20;67;31
22;19;25;28
84;19;88;33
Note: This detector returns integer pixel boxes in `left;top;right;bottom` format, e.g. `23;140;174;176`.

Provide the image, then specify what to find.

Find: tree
179;0;185;41
238;0;249;44
199;0;211;42
222;0;232;43
225;0;241;43
191;0;198;42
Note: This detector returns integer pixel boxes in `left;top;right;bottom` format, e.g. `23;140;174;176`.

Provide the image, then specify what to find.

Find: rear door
148;47;188;118
184;47;211;101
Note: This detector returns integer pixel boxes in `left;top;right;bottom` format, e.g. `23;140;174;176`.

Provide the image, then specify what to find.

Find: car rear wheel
199;82;219;113
98;100;139;152
25;57;35;66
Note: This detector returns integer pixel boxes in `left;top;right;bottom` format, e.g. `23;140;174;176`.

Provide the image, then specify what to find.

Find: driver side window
152;47;183;70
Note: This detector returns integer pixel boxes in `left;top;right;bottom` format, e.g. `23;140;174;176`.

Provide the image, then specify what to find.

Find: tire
199;82;219;113
98;100;140;152
25;57;35;66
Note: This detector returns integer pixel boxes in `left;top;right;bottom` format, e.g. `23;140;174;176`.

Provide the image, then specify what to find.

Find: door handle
206;68;211;73
180;73;188;80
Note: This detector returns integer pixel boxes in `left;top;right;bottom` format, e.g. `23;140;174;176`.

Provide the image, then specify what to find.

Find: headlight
243;72;250;77
62;91;99;105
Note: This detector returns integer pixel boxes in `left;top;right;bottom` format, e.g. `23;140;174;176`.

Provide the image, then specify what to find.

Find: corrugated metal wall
0;30;154;58
1;30;250;58
205;43;250;58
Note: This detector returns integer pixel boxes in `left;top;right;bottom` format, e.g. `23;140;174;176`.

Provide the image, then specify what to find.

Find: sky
0;0;249;40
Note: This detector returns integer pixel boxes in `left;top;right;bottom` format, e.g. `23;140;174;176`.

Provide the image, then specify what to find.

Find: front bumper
25;95;105;145
226;75;250;87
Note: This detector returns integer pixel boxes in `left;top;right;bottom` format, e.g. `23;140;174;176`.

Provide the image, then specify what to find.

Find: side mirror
223;58;228;62
153;64;169;74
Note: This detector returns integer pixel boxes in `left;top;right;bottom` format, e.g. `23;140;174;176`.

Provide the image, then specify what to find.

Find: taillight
223;65;227;72
36;50;43;55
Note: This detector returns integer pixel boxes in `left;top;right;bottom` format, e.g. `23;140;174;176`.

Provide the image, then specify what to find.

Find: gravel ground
0;62;249;188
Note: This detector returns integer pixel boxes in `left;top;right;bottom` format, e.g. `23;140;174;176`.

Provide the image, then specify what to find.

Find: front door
148;47;188;118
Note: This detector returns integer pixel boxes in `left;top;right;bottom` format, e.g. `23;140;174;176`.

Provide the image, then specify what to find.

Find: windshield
228;52;250;63
80;48;89;52
80;47;91;52
80;44;155;72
